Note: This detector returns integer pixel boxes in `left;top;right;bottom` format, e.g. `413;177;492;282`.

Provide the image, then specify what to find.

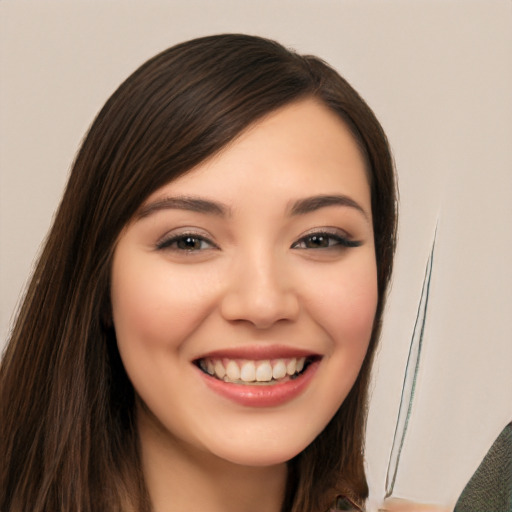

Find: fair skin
111;98;378;512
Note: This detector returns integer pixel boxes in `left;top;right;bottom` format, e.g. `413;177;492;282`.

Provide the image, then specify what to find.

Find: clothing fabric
454;422;512;512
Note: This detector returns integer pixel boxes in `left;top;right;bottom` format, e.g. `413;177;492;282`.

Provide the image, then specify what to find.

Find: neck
137;406;288;512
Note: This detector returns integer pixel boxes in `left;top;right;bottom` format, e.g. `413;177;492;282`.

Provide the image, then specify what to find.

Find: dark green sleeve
454;422;512;512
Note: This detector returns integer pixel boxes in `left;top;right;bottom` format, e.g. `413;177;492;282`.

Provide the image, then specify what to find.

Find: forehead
144;98;371;214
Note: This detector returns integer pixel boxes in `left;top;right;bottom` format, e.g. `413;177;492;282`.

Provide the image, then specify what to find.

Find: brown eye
303;234;330;248
176;236;204;250
292;232;361;250
156;234;216;252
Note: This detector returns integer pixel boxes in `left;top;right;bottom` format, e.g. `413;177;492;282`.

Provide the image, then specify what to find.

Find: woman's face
111;98;377;467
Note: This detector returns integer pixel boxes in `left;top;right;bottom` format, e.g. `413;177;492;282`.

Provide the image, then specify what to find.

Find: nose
220;252;300;329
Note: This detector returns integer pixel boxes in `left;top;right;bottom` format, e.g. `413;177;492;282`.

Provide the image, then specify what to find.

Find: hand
380;498;451;512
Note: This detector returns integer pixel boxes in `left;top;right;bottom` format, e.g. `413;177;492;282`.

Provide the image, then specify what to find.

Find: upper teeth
199;357;306;383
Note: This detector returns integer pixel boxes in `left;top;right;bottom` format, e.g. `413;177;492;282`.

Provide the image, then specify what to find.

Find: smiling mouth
195;356;318;385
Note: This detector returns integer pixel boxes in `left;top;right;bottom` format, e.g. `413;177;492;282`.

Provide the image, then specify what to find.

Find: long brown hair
0;34;397;512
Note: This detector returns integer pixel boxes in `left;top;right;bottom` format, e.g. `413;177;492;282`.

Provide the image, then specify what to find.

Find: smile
193;347;321;407
197;356;310;385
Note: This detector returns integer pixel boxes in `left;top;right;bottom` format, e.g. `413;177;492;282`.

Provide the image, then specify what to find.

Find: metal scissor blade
384;228;437;498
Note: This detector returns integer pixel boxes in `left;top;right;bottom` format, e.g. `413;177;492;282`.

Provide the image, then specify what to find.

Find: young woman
0;34;397;512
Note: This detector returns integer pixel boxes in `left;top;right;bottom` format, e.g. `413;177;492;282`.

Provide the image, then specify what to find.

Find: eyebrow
137;193;369;221
289;194;370;221
137;196;229;218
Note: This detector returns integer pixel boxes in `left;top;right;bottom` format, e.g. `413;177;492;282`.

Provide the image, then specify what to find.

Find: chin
204;432;311;467
214;445;303;468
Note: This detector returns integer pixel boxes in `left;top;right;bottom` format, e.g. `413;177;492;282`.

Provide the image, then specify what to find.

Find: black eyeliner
155;232;217;251
291;230;362;250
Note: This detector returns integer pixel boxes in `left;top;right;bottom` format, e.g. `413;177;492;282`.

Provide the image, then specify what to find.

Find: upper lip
194;344;319;361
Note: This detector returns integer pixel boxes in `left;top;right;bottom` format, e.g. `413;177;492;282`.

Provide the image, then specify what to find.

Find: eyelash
156;233;217;252
291;231;361;250
156;230;361;253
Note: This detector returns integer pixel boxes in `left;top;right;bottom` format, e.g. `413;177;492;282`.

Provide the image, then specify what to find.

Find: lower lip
197;360;320;408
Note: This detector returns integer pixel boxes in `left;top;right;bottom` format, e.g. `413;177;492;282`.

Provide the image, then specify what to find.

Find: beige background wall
1;1;511;510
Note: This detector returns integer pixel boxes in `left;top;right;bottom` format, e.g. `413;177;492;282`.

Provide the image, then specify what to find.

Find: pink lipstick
194;346;320;407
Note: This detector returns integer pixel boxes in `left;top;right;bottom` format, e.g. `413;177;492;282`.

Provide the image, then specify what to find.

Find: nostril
219;283;300;328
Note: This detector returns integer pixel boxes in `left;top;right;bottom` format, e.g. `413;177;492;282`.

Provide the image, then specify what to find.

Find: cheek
314;264;378;415
110;255;214;356
309;260;378;348
285;257;378;443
